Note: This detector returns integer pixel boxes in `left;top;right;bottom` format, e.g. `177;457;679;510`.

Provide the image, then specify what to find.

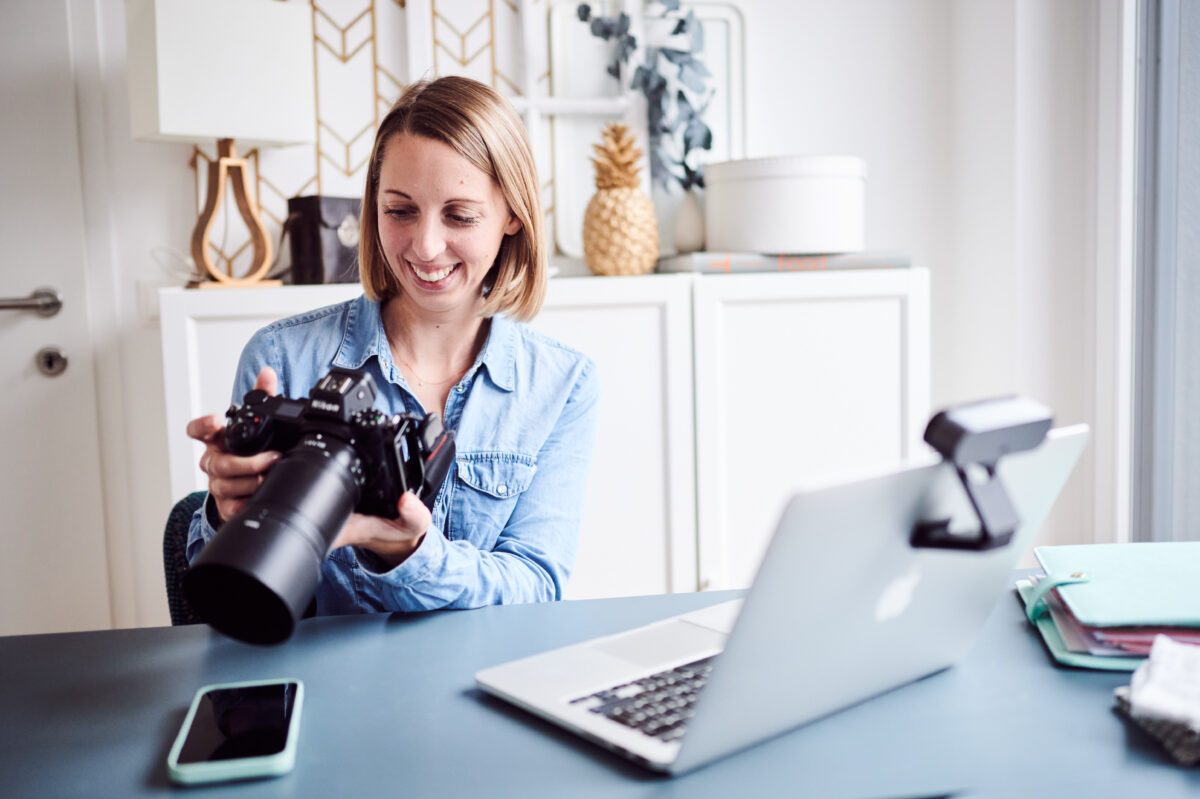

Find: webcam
911;396;1053;551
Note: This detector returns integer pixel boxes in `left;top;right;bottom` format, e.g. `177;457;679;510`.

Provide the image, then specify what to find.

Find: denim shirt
186;293;600;615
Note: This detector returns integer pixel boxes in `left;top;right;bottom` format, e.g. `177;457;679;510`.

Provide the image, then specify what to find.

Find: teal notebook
1017;542;1200;671
1034;542;1200;628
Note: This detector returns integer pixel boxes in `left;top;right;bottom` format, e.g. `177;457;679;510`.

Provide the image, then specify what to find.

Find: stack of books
1016;542;1200;671
656;251;910;275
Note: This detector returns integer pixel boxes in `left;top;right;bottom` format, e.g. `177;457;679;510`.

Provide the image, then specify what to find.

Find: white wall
67;0;1117;627
739;0;1100;553
947;0;1097;551
741;0;954;301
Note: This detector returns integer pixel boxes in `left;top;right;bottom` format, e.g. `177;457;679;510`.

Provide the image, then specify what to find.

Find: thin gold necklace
396;356;470;388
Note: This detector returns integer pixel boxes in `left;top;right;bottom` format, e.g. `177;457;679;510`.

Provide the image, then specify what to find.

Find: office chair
163;491;207;626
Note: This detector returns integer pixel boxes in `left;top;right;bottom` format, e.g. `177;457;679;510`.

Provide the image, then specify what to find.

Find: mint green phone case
167;678;304;785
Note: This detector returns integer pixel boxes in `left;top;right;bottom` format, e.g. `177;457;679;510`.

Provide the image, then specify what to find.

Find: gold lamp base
190;138;282;289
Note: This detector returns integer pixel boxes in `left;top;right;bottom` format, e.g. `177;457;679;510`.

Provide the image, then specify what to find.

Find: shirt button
456;385;465;393
497;484;508;495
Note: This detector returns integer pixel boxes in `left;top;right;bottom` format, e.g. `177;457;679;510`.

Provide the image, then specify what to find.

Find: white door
0;0;112;634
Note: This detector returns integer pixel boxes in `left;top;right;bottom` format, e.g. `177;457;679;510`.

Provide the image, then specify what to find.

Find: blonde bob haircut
358;76;547;322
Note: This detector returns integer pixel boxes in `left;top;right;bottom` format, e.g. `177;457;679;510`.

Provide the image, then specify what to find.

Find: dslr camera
184;367;456;645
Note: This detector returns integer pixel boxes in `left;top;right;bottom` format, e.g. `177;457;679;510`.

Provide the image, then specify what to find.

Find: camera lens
184;435;363;645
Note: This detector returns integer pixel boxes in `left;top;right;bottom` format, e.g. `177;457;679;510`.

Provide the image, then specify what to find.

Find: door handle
0;287;62;317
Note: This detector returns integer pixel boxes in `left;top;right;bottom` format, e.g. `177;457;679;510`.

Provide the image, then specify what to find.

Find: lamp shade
125;0;315;147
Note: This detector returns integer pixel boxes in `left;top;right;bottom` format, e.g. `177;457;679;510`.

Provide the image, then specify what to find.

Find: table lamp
125;0;315;288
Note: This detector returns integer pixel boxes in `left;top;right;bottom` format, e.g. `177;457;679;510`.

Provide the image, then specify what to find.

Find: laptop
475;425;1089;774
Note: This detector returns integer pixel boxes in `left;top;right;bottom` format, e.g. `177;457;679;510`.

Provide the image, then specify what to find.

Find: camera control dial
226;390;281;454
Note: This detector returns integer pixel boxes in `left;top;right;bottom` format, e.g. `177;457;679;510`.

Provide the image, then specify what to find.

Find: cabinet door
693;269;930;590
159;285;362;502
532;275;697;599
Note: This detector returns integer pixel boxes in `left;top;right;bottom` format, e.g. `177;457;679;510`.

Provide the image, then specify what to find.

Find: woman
185;76;599;614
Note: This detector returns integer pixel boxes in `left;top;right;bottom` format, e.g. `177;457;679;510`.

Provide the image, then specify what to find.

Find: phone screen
176;682;299;764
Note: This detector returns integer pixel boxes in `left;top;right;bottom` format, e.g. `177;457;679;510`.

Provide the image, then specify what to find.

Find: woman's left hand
333;491;432;569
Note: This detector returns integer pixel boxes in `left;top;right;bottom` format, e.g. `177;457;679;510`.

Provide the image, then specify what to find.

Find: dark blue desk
0;587;1196;798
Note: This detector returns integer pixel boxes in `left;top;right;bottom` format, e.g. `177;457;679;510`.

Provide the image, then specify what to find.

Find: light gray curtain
1134;0;1200;542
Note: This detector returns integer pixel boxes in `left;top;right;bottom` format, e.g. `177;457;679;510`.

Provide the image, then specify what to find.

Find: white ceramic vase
673;189;706;254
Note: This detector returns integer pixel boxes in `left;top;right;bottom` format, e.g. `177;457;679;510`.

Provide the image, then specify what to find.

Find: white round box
704;156;867;254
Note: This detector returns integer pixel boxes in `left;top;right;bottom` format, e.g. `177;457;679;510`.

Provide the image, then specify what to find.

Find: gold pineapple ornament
583;123;659;276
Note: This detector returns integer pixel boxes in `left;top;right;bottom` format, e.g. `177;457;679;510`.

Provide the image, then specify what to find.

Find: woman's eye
384;208;413;218
449;214;479;225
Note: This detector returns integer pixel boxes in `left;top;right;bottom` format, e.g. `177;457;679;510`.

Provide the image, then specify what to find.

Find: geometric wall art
189;0;742;277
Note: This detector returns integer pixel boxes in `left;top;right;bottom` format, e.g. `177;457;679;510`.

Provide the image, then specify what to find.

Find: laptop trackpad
590;619;726;668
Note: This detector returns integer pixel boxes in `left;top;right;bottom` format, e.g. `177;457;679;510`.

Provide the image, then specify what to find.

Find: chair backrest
163;491;207;626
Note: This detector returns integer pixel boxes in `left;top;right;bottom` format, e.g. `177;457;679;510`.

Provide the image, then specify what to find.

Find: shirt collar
332;294;388;371
332;294;516;392
476;314;516;392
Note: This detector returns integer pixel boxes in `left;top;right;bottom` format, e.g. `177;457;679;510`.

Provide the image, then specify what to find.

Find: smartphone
167;679;304;785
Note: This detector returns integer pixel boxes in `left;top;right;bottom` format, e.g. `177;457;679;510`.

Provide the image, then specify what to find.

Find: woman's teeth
412;263;457;282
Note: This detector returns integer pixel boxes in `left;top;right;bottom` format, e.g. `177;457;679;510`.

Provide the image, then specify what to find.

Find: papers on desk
1114;636;1200;766
1016;542;1200;672
1024;573;1200;657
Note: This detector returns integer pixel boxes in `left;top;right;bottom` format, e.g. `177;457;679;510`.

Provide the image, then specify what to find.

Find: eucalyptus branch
578;2;714;191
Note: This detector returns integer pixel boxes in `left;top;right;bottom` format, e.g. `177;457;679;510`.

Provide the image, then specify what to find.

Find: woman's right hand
185;367;282;524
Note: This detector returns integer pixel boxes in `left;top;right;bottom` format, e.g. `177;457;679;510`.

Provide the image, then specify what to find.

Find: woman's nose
410;216;445;262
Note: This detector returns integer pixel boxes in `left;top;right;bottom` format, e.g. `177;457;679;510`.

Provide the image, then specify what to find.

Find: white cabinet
159;268;928;600
693;271;930;590
159;283;362;497
526;275;696;599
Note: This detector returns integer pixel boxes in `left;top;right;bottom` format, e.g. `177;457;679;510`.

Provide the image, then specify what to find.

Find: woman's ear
504;213;522;236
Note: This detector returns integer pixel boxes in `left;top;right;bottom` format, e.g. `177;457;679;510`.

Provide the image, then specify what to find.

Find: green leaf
659;48;691;65
678;63;707;93
687;10;704;52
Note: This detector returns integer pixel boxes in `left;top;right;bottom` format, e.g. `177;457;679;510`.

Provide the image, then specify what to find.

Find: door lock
35;347;68;376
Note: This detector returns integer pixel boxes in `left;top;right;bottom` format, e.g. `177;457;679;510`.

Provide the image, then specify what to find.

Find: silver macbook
475;425;1089;774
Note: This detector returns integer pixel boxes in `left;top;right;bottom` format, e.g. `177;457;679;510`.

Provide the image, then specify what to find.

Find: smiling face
376;133;521;319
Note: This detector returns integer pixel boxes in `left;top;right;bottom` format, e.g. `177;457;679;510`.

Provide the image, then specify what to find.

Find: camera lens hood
185;441;362;645
184;517;319;645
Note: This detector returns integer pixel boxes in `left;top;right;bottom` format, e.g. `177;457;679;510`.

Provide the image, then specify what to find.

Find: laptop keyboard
569;656;715;742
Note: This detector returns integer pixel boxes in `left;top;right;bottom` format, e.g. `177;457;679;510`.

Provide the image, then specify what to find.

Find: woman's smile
409;260;460;285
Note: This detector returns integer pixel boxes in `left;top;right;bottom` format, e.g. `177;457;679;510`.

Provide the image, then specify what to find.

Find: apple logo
875;569;922;622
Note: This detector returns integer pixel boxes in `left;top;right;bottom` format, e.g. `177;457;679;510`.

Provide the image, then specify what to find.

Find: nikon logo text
312;399;340;413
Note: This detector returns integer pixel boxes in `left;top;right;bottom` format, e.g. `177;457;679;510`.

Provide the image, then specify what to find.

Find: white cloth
1128;635;1200;730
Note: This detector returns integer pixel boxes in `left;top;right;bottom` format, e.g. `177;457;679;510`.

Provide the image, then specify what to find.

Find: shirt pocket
449;454;537;548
